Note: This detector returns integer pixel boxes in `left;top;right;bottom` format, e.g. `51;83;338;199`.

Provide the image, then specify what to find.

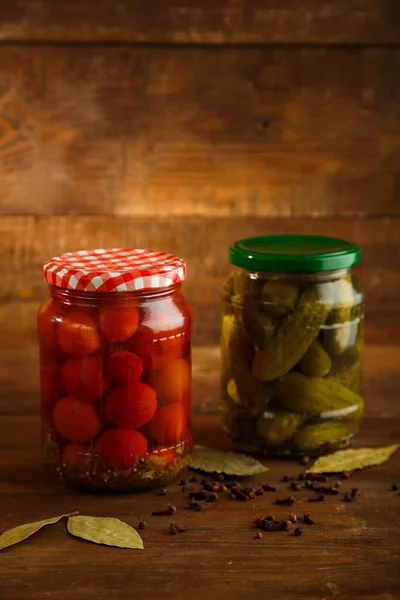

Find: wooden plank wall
0;1;399;369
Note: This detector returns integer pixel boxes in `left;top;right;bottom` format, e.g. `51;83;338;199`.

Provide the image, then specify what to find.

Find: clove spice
169;523;188;535
152;504;177;516
275;495;295;506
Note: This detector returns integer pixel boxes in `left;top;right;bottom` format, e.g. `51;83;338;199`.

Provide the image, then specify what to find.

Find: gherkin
293;421;357;454
261;279;300;317
252;284;333;382
257;410;303;446
299;341;332;377
323;276;355;356
276;371;364;419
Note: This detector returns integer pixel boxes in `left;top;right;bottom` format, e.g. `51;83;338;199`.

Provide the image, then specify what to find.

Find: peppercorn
303;513;314;525
342;470;351;479
294;527;303;537
300;456;310;466
319;485;339;495
275;495;295;506
138;520;146;530
181;486;189;493
203;482;220;493
255;487;264;496
179;479;187;486
306;473;328;482
282;519;293;531
255;532;263;539
190;475;198;483
217;473;225;481
343;492;353;503
391;483;399;491
169;523;188;535
152;504;177;516
159;487;167;496
334;481;342;488
290;482;302;492
282;474;291;482
188;498;206;512
262;483;277;492
189;490;218;503
351;487;360;500
298;473;307;481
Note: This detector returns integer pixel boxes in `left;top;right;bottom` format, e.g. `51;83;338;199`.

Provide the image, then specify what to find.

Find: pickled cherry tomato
130;300;189;369
53;396;102;443
148;358;191;404
61;356;110;403
148;403;188;446
106;351;143;385
57;312;101;356
96;428;148;469
62;443;88;466
38;297;64;353
40;369;64;409
105;382;157;429
99;305;139;342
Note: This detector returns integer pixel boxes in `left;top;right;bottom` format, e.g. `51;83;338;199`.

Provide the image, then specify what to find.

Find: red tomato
38;297;64;354
99;305;139;342
106;351;143;385
53;396;102;443
148;358;191;404
129;299;190;370
40;368;64;410
147;403;189;446
61;356;110;403
57;312;101;356
62;443;89;467
105;382;157;429
96;428;148;469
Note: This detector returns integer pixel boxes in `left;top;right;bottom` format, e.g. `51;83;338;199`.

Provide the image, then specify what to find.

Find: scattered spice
306;473;329;482
225;481;239;489
290;482;302;492
294;527;303;537
343;492;352;503
351;487;360;500
342;470;351;479
318;485;340;496
262;483;277;492
138;520;146;530
169;523;188;535
217;474;225;481
158;488;167;496
190;475;198;483
303;513;314;525
188;499;206;512
300;456;310;466
289;513;298;523
334;481;342;488
189;490;218;503
203;482;220;493
179;479;187;486
308;494;325;503
282;474;292;482
298;473;307;481
254;487;264;496
152;504;177;516
231;486;254;501
391;483;399;491
275;495;295;506
255;532;263;539
282;519;293;531
181;486;189;493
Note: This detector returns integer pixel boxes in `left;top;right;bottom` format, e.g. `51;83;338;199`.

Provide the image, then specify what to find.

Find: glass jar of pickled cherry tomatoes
38;248;193;492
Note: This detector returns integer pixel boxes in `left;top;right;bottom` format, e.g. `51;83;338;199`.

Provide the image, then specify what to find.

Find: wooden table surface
1;346;399;600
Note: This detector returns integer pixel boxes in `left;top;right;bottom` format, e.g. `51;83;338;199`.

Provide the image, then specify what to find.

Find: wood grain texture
0;345;399;418
0;412;399;600
0;46;399;216
0;0;399;44
0;215;399;346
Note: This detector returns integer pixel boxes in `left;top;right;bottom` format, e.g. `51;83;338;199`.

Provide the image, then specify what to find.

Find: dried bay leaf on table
308;443;400;474
0;513;77;551
67;516;144;550
190;445;268;476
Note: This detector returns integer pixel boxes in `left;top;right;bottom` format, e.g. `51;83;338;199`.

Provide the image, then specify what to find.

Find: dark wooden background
0;1;399;410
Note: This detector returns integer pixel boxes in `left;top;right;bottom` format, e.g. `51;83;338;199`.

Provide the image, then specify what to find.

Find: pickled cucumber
276;372;364;419
226;379;241;405
257;410;303;446
222;409;258;442
233;269;263;299
293;420;357;453
323;277;355;356
333;362;362;392
221;314;267;410
299;341;332;377
252;284;333;382
261;280;300;317
233;296;275;347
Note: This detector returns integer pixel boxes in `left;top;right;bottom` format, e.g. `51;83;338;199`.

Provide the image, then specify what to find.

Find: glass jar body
220;267;364;457
38;284;193;491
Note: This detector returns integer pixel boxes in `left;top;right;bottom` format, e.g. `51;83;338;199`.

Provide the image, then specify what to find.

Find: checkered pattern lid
43;248;186;293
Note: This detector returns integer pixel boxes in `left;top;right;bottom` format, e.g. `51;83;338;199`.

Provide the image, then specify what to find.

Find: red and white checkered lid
43;248;186;293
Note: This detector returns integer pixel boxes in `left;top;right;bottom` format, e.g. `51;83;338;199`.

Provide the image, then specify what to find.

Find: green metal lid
229;235;360;273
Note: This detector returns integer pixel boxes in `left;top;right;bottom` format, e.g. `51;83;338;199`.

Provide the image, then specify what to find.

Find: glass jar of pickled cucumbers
220;235;364;457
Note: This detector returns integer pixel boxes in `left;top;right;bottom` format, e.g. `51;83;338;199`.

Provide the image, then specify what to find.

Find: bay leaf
0;512;77;551
308;443;400;474
190;445;268;476
67;516;144;550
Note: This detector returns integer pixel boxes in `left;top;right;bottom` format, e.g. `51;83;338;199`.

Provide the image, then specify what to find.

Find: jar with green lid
220;235;364;457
